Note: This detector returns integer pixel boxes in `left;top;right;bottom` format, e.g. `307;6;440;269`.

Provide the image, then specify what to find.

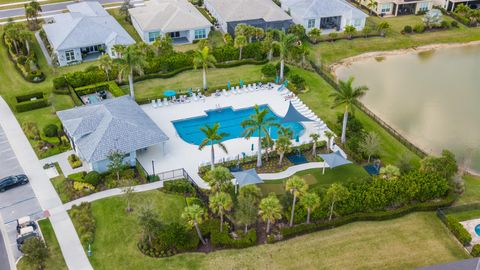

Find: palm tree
4;23;20;54
298;41;309;67
259;193;282;234
152;35;173;56
275;136;291;166
300;192;320;224
209;192;233;232
18;29;32;55
277;126;293;139
308;28;322;43
25;1;41;29
99;54;113;80
182;205;207;245
116;45;146;98
254;27;265;41
193;46;216;90
285;176;308;227
262;31;274;61
377;21;390;37
326;183;349;221
198;123;228;170
366;0;378;15
344;25;356;40
359;131;380;163
272;31;297;81
241;105;279;167
324;130;335;152
234;35;247;60
205;166;232;193
261;136;274;162
330;77;368;144
310;133;320;156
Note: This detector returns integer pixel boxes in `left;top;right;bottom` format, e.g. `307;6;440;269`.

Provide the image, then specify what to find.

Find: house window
194;29;206;39
307;19;315;28
418;2;429;12
148;31;160;42
65;50;75;61
170;32;180;38
380;3;391;13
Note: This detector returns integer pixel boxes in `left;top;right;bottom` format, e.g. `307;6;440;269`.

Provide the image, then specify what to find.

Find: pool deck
460;218;480;245
137;85;334;188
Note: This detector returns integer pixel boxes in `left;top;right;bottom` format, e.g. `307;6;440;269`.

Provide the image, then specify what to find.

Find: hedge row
201;219;257;249
15;92;44;103
75;81;125;97
444;216;472;246
14;92;49;112
68;85;83;106
275;194;456;242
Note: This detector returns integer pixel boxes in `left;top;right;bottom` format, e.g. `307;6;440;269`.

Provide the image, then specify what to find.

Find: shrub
73;181;95;191
53;76;67;89
74;81;125;97
445;216;471;246
22;122;40;140
440;20;450;28
186;196;204;207
403;25;413;33
201;219;257;249
163;179;195;195
413;24;425;33
70;202;96;246
68;171;86;182
261;63;276;77
15;99;49;112
84;171;101;186
68;154;83;169
288;73;306;92
43;124;58;138
138;222;198;257
275;62;290;76
451;21;458;27
472;244;480;257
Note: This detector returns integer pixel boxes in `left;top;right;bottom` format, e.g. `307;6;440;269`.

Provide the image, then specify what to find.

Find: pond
336;45;480;173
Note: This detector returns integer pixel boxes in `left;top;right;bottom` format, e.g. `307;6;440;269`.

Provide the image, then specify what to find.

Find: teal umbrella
227;81;231;90
164;90;176;97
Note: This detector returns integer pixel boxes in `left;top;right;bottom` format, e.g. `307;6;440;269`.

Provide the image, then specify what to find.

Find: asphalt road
0;125;43;261
0;0;122;19
0;231;10;270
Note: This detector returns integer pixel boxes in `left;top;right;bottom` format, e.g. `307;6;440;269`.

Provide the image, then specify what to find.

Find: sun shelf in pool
172;105;305;145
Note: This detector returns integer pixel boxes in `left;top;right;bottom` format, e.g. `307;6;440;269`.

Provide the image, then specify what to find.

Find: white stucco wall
57;48;82;66
90;151;137;173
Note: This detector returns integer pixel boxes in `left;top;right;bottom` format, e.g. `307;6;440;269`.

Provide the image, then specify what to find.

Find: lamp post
151;160;155;181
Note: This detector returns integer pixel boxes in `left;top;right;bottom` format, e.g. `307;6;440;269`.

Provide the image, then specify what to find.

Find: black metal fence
309;60;428;158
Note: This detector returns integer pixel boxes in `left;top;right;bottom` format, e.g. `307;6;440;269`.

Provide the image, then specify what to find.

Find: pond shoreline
329;40;480;76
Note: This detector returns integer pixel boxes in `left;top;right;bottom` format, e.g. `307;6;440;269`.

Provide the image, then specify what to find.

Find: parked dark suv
0;174;29;192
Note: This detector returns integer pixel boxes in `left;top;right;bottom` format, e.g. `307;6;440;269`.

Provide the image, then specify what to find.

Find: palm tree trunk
368;155;371;163
289;193;296;227
239;47;243;60
12;40;19;54
244;224;248;234
220;213;223;232
25;40;30;55
210;143;215;170
202;67;207;90
128;68;134;98
306;208;311;224
312;142;317;156
302;54;306;67
194;221;206;245
278;152;284;166
265;147;269;162
280;59;285;81
341;110;348;144
268;49;273;61
266;218;271;233
329;201;335;221
257;129;262;167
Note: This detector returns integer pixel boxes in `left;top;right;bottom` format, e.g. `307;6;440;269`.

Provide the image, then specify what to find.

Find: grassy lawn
83;190;469;270
108;8;142;43
17;219;67;270
455;175;480;205
258;164;369;195
131;64;265;99
311;15;480;66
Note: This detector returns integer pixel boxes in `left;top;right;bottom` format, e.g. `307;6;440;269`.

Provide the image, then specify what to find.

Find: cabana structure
319;151;352;174
281;102;315;124
232;169;264;193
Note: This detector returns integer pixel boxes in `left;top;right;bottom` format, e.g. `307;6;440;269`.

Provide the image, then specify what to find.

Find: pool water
88;95;100;104
475;224;480;237
173;105;305;145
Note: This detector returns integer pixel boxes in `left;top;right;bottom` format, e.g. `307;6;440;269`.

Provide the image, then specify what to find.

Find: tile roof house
129;0;212;44
282;0;368;33
57;96;169;173
42;1;135;66
204;0;293;36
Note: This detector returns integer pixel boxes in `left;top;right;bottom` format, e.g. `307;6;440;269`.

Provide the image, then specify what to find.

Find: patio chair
157;99;163;108
163;98;169;106
232;88;238;95
151;100;158;108
193;93;198;101
223;89;229;96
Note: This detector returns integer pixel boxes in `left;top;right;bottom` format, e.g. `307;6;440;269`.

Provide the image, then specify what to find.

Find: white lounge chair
163;98;169;106
157;99;163;107
223;89;229;96
151;100;157;108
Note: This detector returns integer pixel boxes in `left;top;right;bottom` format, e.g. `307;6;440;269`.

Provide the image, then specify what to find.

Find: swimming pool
173;105;305;145
475;224;480;237
88;95;100;104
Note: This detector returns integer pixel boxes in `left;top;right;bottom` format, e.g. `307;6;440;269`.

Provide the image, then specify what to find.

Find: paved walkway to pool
460;218;480;245
138;85;333;189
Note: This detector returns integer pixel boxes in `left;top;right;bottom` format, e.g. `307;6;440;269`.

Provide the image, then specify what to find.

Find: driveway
0;229;12;270
0;125;44;261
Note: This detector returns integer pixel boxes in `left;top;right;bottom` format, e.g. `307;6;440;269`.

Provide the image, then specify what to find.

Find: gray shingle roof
57;96;169;163
417;258;480;270
129;0;211;32
206;0;291;22
283;0;367;19
42;1;135;51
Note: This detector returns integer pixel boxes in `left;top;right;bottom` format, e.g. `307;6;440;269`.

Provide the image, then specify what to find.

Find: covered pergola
319;151;352;174
232;169;264;193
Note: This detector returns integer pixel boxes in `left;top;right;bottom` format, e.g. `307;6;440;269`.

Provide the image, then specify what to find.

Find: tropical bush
70;202;96;246
22;122;40;140
67;154;82;169
73;181;95;191
403;25;413;33
200;219;257;249
84;171;102;186
413;24;426;33
471;244;480;257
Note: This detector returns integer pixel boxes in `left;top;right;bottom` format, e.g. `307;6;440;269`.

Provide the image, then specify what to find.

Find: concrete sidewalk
0;97;93;270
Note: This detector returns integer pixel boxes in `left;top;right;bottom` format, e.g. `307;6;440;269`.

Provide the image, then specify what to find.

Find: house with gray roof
42;1;135;66
129;0;212;44
204;0;293;36
282;0;368;33
57;96;169;173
